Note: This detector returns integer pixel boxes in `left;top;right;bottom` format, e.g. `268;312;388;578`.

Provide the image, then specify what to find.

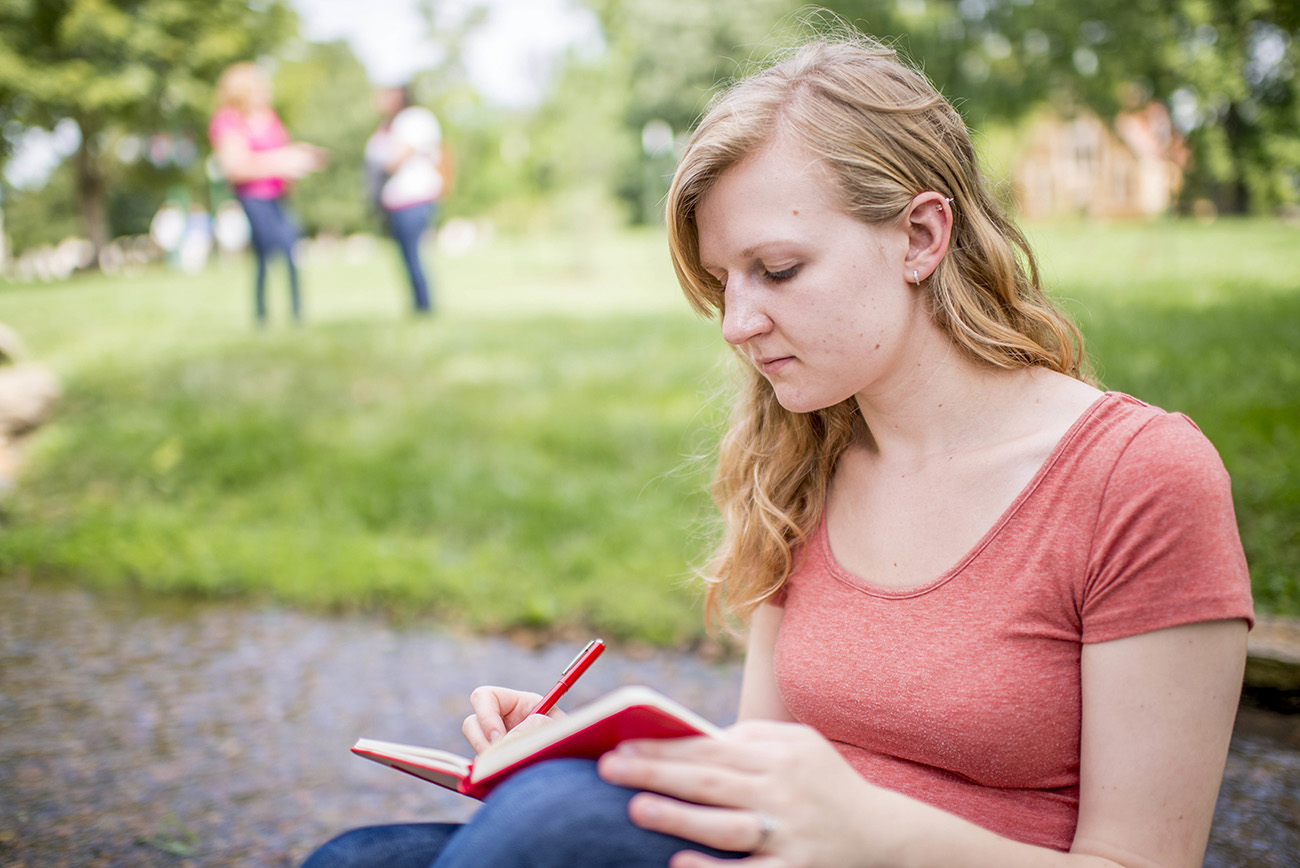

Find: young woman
299;33;1253;868
209;63;326;326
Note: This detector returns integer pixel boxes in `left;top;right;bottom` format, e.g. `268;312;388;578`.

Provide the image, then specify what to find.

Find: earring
936;197;953;212
912;269;920;285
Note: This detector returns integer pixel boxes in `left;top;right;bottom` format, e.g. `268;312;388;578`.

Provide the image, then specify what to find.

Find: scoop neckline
815;390;1118;599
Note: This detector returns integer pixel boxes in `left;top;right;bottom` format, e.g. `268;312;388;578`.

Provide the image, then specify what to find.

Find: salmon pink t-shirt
773;392;1254;851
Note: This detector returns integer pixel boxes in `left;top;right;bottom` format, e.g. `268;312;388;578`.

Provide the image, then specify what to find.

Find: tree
1;159;81;258
571;0;796;224
818;0;1300;213
575;0;1299;214
0;0;296;259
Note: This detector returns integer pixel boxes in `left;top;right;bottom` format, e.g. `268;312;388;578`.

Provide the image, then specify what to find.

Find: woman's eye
762;265;799;282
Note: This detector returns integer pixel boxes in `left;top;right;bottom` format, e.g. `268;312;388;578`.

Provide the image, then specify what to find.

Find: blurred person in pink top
298;28;1254;868
209;62;326;326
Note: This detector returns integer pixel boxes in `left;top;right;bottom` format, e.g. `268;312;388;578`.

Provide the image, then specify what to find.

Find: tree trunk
74;124;109;264
1220;104;1252;215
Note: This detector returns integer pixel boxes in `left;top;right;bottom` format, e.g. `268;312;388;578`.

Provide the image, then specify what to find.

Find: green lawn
0;219;1295;646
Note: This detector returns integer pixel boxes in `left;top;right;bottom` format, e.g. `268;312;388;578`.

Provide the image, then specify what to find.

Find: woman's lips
756;355;794;374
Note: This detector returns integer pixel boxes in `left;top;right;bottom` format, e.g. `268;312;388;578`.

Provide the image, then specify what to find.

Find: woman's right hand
281;143;328;179
462;686;557;754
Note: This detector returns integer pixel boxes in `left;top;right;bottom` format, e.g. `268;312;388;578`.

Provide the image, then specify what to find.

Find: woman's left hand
597;720;889;868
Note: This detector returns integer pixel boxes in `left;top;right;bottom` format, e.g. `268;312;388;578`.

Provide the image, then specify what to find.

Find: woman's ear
903;192;953;285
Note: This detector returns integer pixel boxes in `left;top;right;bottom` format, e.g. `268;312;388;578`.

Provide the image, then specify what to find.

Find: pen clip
561;639;600;675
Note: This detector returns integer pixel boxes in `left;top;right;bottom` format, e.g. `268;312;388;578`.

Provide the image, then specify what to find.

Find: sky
291;0;602;106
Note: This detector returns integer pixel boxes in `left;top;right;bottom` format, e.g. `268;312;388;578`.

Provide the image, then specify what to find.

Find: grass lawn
0;218;1296;647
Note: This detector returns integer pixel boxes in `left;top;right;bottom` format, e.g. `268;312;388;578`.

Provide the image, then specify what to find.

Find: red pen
531;638;605;716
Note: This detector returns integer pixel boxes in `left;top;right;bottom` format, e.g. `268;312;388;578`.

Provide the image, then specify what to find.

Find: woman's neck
852;347;1078;472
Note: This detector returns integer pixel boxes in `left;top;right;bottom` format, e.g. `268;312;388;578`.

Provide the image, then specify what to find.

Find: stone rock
0;365;60;437
0;322;61;493
1246;614;1300;693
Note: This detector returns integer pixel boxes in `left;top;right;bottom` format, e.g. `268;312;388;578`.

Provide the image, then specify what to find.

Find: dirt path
1;577;1296;867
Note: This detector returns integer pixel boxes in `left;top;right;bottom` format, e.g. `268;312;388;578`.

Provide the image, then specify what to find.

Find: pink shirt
773;392;1254;851
208;106;290;200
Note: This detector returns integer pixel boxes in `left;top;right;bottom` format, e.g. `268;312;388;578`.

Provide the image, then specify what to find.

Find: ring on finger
751;813;777;852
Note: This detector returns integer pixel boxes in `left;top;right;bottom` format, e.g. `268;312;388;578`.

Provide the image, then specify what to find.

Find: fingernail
487;729;503;744
630;793;660;819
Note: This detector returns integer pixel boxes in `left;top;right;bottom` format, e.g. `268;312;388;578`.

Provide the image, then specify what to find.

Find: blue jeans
238;195;301;324
386;203;435;314
298;759;744;868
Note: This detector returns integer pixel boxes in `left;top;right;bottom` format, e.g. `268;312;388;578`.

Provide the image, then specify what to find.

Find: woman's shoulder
1090;391;1216;447
1071;391;1230;493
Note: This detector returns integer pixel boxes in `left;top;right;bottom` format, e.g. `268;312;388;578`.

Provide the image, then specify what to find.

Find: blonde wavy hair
667;36;1092;630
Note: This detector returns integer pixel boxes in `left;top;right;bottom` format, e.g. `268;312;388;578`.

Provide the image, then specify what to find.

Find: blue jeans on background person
297;759;745;868
386;202;435;314
238;195;302;325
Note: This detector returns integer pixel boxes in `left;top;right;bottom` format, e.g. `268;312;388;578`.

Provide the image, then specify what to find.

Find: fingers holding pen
461;687;504;752
463;639;603;755
463;685;544;752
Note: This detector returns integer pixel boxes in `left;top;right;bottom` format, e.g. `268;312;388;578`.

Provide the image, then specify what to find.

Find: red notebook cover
463;700;713;798
351;685;721;799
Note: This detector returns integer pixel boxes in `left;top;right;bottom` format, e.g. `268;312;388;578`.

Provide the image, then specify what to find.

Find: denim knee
298;822;459;868
486;757;639;840
432;758;710;868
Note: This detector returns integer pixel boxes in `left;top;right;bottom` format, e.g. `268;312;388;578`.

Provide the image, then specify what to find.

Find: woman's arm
437;144;455;197
737;602;798;722
1070;618;1246;867
598;617;1246;868
382;139;416;174
212;128;325;186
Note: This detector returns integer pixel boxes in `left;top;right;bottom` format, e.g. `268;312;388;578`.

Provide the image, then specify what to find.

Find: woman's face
244;72;272;111
695;137;929;414
375;87;405;118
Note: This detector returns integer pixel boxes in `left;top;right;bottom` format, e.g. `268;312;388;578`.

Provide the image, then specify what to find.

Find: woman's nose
720;283;772;346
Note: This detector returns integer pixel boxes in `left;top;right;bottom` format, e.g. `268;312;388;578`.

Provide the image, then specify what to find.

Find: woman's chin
772;390;837;415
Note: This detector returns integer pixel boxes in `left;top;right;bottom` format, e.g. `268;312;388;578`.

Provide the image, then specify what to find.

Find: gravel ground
1;576;1296;868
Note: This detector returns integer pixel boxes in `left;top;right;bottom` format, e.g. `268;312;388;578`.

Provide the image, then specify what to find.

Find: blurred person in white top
365;85;450;315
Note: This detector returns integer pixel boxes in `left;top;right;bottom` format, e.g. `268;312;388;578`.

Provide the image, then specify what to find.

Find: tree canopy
572;0;1299;215
819;0;1300;212
0;0;297;253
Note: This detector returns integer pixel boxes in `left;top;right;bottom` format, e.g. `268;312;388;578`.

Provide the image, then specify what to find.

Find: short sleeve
1081;413;1254;643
